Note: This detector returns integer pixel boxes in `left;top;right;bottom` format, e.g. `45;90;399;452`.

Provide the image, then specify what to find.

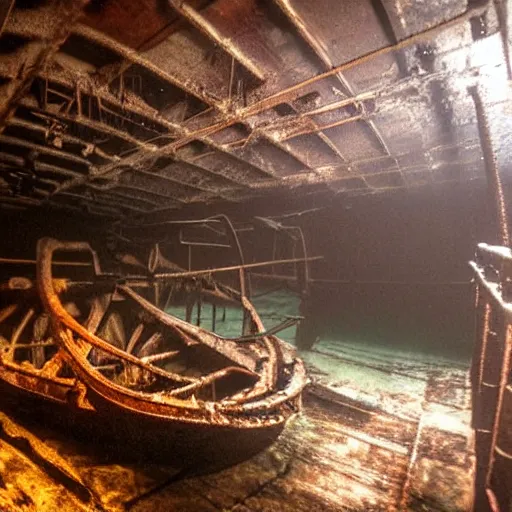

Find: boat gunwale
36;237;306;427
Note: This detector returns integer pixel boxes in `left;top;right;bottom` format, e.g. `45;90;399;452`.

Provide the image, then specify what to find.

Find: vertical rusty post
291;226;316;350
185;298;193;323
185;244;194;323
494;0;512;81
196;286;202;327
271;231;277;275
210;214;251;334
154;281;161;309
469;86;510;247
471;299;491;426
486;324;512;486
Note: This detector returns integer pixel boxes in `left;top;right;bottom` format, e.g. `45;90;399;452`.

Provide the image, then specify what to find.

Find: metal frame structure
0;0;503;218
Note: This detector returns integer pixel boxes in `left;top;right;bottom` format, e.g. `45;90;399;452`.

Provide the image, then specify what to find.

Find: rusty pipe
469;86;510;247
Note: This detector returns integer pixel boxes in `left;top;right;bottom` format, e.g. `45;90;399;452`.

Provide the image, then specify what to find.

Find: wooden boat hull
0;373;288;472
0;232;306;471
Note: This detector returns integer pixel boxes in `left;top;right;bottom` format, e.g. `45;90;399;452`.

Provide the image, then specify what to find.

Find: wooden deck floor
0;342;474;511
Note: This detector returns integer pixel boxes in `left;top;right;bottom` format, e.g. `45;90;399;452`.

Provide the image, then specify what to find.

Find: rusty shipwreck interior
0;0;511;511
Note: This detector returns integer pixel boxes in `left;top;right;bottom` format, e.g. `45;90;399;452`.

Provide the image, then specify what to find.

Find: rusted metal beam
257;133;313;170
33;177;60;192
127;168;223;200
84;187;162;210
0;0;14;38
239;2;491;119
168;0;265;81
73;23;217;108
36;161;83;180
0;194;42;207
191;144;277;180
271;0;353;96
469;85;510;247
0;150;85;182
280;114;364;141
0;134;96;170
494;0;512;80
116;187;213;212
26;75;274;197
305;93;377;117
90;185;184;212
84;163;231;205
46;199;119;218
0;0;89;134
155;255;323;280
369;0;409;74
88;0;489;188
8;117;119;163
54;191;134;217
168;159;249;189
316;132;347;163
58;191;151;213
271;0;392;161
0;151;23;167
38;68;281;177
19;97;159;153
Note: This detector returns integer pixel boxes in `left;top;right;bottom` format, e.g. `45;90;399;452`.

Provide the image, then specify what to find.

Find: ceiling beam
36;68;283;183
10;2;488;214
0;134;96;170
237;2;490;118
97;184;186;206
45;199;119;218
59;191;150;213
29;73;276;197
131;0;489;173
271;0;354;96
84;188;161;210
280;114;364;141
73;23;218;109
8;117;119;162
271;0;393;162
129;168;230;200
0;0;89;134
168;0;266;82
0;151;82;179
7;13;219;109
19;97;160;153
18;94;253;195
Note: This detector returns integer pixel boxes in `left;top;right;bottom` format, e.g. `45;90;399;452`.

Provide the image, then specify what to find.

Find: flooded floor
0;290;474;511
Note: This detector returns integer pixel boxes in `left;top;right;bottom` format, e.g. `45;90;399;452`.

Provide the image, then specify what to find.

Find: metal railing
470;243;512;511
